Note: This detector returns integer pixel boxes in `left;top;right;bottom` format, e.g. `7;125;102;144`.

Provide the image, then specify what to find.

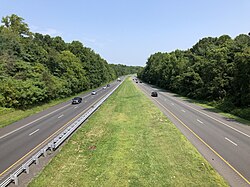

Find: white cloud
80;35;105;48
83;37;96;43
30;25;62;37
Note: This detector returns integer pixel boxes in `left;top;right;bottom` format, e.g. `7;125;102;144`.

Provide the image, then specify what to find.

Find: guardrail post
49;142;55;151
0;81;123;187
43;148;47;157
11;174;18;186
48;142;53;151
23;163;30;174
33;155;39;165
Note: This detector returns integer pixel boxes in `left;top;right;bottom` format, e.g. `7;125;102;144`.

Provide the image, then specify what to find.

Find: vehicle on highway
103;86;107;89
107;84;110;87
91;91;96;95
117;78;121;82
139;81;142;83
151;91;158;97
72;97;82;104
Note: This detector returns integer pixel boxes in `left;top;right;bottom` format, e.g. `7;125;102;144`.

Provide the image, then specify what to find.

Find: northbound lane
135;80;250;187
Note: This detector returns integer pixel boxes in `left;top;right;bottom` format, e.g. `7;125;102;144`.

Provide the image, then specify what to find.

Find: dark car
107;84;110;87
151;91;158;97
72;97;82;104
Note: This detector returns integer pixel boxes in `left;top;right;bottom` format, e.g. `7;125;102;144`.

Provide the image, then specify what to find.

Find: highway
0;80;121;182
135;80;250;187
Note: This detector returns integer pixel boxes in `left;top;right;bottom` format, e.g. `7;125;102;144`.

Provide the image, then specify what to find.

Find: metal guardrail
0;80;123;187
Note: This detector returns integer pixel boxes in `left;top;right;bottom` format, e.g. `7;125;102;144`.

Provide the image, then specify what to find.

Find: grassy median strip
29;78;228;187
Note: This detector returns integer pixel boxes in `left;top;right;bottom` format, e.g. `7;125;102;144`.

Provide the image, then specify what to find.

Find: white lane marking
181;110;186;113
58;114;64;119
29;129;39;136
197;119;204;124
225;137;238;146
161;93;250;138
74;106;78;109
82;94;90;99
171;103;174;106
0;84;116;140
0;104;70;140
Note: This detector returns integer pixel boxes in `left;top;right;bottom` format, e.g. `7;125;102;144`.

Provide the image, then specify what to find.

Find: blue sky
1;0;250;66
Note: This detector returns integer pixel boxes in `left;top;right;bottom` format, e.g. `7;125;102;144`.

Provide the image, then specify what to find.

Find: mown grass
195;102;250;125
0;101;62;129
181;99;250;126
0;90;92;129
0;99;70;129
29;78;228;187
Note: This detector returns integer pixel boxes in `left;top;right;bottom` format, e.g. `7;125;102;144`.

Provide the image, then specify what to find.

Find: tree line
0;14;141;109
138;34;250;118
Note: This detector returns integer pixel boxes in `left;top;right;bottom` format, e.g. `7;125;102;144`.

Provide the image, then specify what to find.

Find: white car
103;86;106;89
91;91;96;95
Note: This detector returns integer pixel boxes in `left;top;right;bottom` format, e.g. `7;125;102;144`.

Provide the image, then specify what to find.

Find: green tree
232;48;250;106
0;14;140;109
1;14;31;37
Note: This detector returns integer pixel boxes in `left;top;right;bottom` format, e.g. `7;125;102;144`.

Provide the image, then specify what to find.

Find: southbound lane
0;81;121;179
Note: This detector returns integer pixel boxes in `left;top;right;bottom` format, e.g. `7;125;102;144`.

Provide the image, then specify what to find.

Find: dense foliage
110;64;142;77
0;14;140;109
138;34;250;113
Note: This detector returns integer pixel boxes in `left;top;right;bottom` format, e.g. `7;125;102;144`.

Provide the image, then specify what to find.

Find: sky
0;0;250;66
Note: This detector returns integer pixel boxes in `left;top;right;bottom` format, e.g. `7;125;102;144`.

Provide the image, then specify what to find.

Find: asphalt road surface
0;80;121;182
135;80;250;187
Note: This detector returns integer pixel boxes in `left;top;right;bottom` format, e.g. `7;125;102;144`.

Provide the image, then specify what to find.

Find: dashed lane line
29;129;39;136
225;137;238;146
137;84;250;185
197;119;204;124
0;104;70;140
58;114;64;119
160;92;250;138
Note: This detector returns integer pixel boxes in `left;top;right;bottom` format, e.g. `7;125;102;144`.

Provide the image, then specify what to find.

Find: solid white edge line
225;137;238;146
181;110;186;113
138;83;250;184
0;88;107;140
0;104;70;140
0;81;121;177
29;129;39;136
161;93;250;138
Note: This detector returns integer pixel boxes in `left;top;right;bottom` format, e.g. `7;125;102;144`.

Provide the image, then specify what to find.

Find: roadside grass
192;102;250;125
180;98;250;126
0;99;65;129
0;89;93;129
164;92;250;126
29;78;228;187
